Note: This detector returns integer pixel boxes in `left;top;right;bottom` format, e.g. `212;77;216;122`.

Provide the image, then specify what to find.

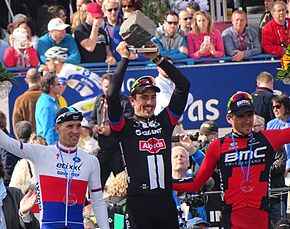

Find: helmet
44;46;68;62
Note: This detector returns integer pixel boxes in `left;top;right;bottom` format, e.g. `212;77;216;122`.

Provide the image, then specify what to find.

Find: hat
55;107;83;125
227;91;254;116
186;217;210;227
15;121;32;143
200;120;218;135
87;2;104;18
47;18;70;31
130;76;160;96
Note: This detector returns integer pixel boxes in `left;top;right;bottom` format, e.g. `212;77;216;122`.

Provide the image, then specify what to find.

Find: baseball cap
227;91;254;116
130;76;160;96
186;217;210;227
200;120;218;135
55;107;83;125
47;18;70;31
87;2;104;18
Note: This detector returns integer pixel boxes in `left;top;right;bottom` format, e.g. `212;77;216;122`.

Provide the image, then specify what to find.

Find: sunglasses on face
227;92;253;108
166;20;179;25
107;7;118;12
130;76;155;93
183;17;193;21
122;4;133;8
273;104;282;110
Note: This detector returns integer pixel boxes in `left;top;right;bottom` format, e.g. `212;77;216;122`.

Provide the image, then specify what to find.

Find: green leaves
0;63;16;83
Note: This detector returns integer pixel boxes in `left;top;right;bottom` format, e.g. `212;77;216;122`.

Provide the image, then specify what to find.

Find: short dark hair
164;10;178;20
272;94;290;115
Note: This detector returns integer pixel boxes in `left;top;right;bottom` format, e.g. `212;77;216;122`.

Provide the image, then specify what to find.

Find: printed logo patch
139;138;166;154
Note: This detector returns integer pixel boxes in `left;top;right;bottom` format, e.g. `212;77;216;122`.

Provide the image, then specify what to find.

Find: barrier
7;57;289;136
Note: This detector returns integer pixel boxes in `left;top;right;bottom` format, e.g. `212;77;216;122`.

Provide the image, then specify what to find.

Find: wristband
152;55;164;65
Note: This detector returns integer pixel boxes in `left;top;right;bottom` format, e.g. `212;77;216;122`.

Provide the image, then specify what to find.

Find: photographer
4;27;39;67
197;120;218;153
172;134;213;227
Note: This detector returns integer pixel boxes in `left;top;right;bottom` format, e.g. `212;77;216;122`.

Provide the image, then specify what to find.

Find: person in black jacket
90;73;133;187
252;71;276;124
106;41;190;229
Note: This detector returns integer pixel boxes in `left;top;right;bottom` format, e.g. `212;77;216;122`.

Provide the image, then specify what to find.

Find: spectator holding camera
197;120;218;153
187;11;224;58
4;27;39;67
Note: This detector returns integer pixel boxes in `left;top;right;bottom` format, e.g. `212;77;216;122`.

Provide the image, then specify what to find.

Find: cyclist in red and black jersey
173;91;290;229
106;41;190;229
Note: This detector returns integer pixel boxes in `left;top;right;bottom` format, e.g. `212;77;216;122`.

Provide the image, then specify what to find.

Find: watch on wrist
152;55;164;64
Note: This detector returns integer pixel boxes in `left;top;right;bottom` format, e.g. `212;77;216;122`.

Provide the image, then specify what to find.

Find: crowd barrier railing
6;54;276;74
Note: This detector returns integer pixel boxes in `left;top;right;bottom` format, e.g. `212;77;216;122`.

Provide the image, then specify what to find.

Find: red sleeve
262;128;290;151
172;139;220;192
26;47;39;67
187;32;201;58
3;47;18;67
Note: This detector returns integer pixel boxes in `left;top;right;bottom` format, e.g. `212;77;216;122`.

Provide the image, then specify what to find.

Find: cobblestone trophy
119;10;157;53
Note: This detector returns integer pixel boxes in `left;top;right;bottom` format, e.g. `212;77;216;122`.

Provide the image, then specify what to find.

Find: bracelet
152;55;164;65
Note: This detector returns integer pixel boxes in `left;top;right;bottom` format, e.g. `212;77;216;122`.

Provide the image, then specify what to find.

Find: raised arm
106;42;130;123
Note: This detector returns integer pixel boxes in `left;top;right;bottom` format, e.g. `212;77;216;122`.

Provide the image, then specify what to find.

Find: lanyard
231;133;253;182
232;27;247;51
58;145;77;226
277;21;289;47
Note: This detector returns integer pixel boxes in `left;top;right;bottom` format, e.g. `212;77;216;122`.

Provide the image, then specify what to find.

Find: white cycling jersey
58;63;102;99
0;130;109;229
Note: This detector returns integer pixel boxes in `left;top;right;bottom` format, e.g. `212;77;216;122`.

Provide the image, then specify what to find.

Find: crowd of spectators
2;0;290;68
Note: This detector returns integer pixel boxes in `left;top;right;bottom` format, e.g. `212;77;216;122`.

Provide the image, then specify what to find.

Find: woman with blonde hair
9;133;47;194
187;11;224;58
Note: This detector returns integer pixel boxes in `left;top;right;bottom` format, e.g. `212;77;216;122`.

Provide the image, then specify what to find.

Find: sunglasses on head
122;4;133;8
107;7;118;12
227;92;253;108
130;76;155;93
273;104;282;110
183;17;193;21
166;20;179;25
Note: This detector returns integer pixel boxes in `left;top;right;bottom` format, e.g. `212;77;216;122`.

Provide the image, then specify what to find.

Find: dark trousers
125;194;179;229
97;149;124;187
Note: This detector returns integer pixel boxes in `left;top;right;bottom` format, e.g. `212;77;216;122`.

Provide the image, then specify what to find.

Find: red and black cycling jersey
107;57;190;196
173;129;290;213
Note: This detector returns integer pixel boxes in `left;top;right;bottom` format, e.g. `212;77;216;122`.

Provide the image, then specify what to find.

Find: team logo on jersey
73;156;81;163
139;138;166;153
224;146;267;163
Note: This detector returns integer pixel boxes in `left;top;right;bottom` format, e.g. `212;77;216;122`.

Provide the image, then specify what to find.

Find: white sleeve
0;129;46;163
88;156;109;229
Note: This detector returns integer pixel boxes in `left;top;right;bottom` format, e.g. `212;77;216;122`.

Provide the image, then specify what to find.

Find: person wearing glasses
152;10;188;61
74;2;116;64
106;41;190;229
267;94;290;171
35;73;61;145
0;107;110;228
178;10;193;36
262;1;290;56
187;11;224;59
173;91;290;228
222;10;261;61
121;0;142;20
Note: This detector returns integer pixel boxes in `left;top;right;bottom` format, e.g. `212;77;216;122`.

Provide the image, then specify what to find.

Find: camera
171;133;200;142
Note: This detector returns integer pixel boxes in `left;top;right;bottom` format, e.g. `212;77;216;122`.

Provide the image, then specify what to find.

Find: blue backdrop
8;61;290;135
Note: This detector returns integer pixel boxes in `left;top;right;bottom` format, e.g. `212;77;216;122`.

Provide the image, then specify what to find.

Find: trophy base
128;47;158;53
